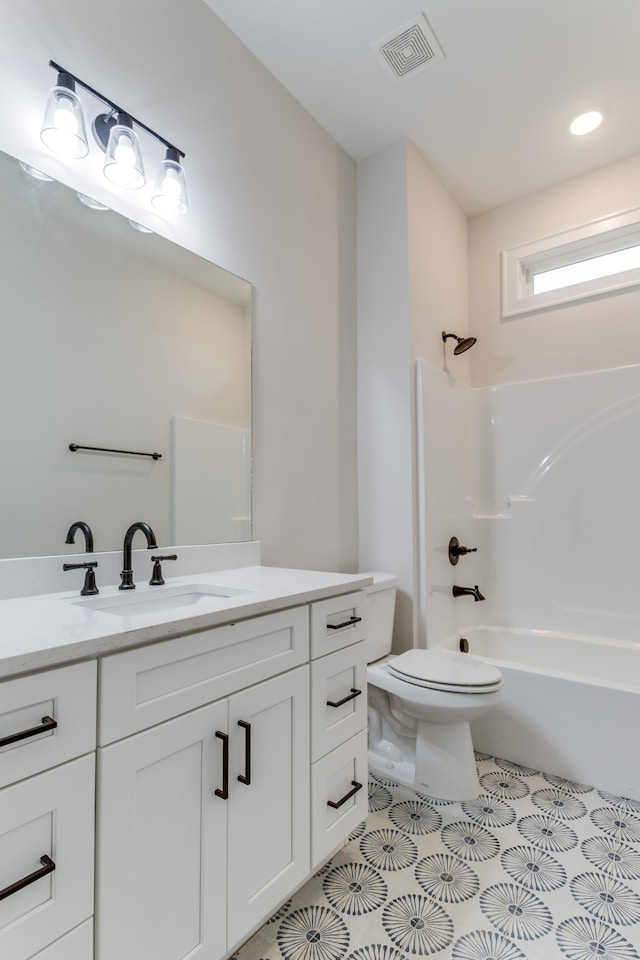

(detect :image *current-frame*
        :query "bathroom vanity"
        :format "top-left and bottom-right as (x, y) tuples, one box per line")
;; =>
(0, 559), (370, 960)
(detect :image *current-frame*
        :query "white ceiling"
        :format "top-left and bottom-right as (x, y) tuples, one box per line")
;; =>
(202, 0), (640, 215)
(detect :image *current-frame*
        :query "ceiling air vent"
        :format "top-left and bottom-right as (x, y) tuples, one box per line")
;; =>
(372, 13), (445, 83)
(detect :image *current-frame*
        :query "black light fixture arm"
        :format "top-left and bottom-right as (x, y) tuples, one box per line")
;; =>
(48, 60), (185, 159)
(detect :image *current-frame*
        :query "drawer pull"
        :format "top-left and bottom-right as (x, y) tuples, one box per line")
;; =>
(214, 731), (229, 800)
(326, 616), (362, 631)
(0, 854), (56, 901)
(237, 720), (251, 785)
(0, 715), (58, 749)
(327, 780), (363, 809)
(327, 688), (362, 708)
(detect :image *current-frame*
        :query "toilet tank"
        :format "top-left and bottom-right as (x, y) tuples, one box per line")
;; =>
(361, 572), (398, 662)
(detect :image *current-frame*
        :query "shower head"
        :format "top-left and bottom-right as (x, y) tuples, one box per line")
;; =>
(442, 331), (477, 355)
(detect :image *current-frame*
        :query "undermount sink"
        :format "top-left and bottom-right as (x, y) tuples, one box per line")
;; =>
(74, 583), (251, 617)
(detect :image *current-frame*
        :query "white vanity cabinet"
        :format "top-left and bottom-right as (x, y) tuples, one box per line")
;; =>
(95, 607), (310, 960)
(0, 662), (96, 960)
(0, 568), (372, 960)
(308, 593), (369, 868)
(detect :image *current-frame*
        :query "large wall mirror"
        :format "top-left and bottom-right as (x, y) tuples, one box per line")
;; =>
(0, 148), (251, 559)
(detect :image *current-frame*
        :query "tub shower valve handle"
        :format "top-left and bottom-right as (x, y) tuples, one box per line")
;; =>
(448, 536), (478, 565)
(63, 561), (99, 596)
(149, 554), (178, 585)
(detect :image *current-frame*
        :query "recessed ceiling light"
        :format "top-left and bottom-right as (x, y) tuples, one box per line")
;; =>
(569, 111), (603, 136)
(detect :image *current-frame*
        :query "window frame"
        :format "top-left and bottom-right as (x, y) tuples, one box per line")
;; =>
(501, 206), (640, 318)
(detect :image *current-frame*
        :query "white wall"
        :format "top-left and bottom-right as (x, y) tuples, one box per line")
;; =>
(0, 0), (358, 572)
(357, 140), (469, 651)
(357, 142), (413, 650)
(469, 153), (640, 387)
(407, 142), (470, 382)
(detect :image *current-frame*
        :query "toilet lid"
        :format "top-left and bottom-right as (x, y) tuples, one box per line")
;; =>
(388, 649), (502, 692)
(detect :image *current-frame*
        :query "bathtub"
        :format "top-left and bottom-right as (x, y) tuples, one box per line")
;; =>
(442, 626), (640, 801)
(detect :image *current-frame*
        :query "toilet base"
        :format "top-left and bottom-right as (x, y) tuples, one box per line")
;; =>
(368, 718), (480, 801)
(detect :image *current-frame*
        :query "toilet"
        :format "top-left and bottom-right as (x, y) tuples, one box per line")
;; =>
(363, 572), (502, 801)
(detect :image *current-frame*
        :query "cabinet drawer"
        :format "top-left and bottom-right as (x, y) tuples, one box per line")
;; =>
(0, 662), (96, 789)
(310, 592), (367, 659)
(31, 920), (93, 960)
(310, 730), (368, 870)
(310, 642), (367, 761)
(0, 754), (95, 960)
(99, 606), (309, 744)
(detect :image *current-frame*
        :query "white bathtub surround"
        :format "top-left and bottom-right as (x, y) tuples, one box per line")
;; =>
(235, 753), (640, 960)
(417, 362), (484, 648)
(418, 360), (640, 645)
(446, 627), (640, 803)
(418, 360), (640, 804)
(474, 364), (640, 643)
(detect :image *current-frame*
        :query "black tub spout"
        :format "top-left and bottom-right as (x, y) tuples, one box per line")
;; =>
(452, 584), (485, 602)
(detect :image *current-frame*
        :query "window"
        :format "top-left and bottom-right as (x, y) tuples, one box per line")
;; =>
(501, 207), (640, 318)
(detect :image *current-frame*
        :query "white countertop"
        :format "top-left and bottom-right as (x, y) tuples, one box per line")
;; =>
(0, 566), (372, 679)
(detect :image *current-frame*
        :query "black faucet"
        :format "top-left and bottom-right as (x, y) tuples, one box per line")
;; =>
(120, 522), (158, 590)
(64, 560), (99, 596)
(452, 584), (485, 602)
(65, 521), (94, 553)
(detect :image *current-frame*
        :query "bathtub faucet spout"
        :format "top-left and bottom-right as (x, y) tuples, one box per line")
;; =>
(452, 584), (485, 602)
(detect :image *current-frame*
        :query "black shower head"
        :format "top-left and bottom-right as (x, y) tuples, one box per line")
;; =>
(442, 331), (477, 355)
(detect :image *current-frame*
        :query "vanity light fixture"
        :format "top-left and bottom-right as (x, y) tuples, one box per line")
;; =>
(77, 193), (110, 211)
(128, 219), (154, 234)
(40, 60), (188, 215)
(40, 68), (89, 158)
(19, 161), (54, 181)
(151, 147), (188, 216)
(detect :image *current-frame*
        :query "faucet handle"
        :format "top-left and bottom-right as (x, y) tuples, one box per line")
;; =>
(448, 536), (478, 565)
(149, 554), (178, 586)
(63, 561), (99, 596)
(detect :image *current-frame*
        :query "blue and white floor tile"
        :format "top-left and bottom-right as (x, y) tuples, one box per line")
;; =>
(234, 754), (640, 959)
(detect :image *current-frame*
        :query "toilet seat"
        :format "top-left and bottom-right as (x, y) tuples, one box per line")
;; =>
(387, 649), (502, 694)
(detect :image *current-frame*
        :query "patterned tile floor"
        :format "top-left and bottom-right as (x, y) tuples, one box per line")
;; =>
(235, 754), (640, 960)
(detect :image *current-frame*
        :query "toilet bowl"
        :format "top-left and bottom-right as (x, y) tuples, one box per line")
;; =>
(362, 573), (502, 802)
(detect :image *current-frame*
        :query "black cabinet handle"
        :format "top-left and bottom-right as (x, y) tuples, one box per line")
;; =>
(237, 720), (251, 785)
(327, 780), (363, 809)
(326, 616), (362, 631)
(326, 688), (362, 709)
(0, 715), (57, 749)
(215, 731), (229, 799)
(0, 855), (55, 901)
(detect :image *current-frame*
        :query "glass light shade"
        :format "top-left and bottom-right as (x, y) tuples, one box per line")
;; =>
(103, 119), (145, 189)
(40, 84), (88, 159)
(19, 161), (54, 181)
(77, 193), (109, 211)
(128, 219), (153, 233)
(151, 150), (188, 216)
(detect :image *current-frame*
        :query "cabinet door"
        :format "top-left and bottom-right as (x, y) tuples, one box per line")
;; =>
(0, 755), (94, 960)
(95, 701), (228, 960)
(226, 666), (310, 950)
